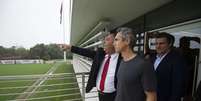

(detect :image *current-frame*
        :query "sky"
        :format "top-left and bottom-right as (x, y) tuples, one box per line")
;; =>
(0, 0), (70, 49)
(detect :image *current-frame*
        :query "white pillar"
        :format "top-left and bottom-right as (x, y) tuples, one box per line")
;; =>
(64, 51), (66, 61)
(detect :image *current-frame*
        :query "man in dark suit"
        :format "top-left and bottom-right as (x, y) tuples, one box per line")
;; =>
(150, 32), (186, 101)
(63, 32), (121, 101)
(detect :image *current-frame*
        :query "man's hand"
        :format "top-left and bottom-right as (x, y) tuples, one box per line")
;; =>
(145, 91), (157, 101)
(61, 44), (72, 51)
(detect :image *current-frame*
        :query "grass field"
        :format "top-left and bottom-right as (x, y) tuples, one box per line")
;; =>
(0, 62), (81, 101)
(0, 64), (53, 76)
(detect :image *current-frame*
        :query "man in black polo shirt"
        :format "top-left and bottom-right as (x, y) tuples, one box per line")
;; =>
(113, 27), (157, 101)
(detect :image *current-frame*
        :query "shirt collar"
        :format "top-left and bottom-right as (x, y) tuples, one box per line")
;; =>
(156, 51), (169, 59)
(105, 53), (119, 59)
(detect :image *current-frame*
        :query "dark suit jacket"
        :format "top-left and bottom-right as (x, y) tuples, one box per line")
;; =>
(151, 50), (186, 101)
(71, 46), (122, 93)
(194, 81), (201, 101)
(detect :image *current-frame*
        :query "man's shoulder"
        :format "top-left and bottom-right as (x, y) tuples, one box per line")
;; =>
(167, 49), (183, 59)
(133, 55), (153, 68)
(96, 47), (104, 51)
(96, 48), (105, 54)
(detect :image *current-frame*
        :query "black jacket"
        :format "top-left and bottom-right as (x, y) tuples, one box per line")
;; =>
(194, 81), (201, 101)
(71, 46), (122, 93)
(151, 50), (186, 101)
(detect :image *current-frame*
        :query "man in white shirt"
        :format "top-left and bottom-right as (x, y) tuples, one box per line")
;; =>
(63, 32), (122, 101)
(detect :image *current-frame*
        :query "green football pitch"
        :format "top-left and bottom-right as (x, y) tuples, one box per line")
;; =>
(0, 62), (81, 101)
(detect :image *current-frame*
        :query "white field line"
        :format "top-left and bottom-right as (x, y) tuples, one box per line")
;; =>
(15, 62), (62, 100)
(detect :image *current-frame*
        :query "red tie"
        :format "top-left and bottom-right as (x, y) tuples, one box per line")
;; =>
(100, 55), (111, 92)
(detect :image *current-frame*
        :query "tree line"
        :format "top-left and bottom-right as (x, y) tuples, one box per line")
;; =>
(0, 44), (72, 60)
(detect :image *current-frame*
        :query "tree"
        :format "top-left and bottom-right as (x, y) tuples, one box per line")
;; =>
(15, 47), (29, 59)
(47, 44), (63, 59)
(30, 44), (50, 60)
(0, 44), (65, 60)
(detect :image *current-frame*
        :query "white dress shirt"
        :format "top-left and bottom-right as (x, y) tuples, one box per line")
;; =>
(96, 53), (119, 93)
(154, 52), (168, 70)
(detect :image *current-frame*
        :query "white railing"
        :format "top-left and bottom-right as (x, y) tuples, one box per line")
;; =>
(0, 72), (98, 101)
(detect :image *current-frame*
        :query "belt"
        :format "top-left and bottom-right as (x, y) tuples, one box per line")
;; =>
(98, 91), (116, 95)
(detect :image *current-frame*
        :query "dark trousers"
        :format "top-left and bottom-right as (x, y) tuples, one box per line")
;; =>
(98, 91), (116, 101)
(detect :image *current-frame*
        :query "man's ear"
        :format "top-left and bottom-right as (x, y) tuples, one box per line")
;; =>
(168, 43), (172, 48)
(126, 39), (130, 46)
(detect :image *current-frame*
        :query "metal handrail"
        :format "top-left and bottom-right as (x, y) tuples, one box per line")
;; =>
(0, 72), (82, 79)
(0, 75), (89, 83)
(0, 72), (98, 101)
(9, 93), (81, 101)
(0, 88), (80, 96)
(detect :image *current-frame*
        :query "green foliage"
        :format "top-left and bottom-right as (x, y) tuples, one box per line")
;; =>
(0, 46), (29, 59)
(30, 44), (49, 60)
(66, 52), (73, 59)
(46, 44), (63, 59)
(0, 44), (65, 60)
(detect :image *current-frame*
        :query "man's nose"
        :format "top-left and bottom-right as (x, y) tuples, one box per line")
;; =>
(113, 41), (115, 44)
(155, 44), (160, 48)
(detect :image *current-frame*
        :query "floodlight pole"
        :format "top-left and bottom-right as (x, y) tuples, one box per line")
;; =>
(62, 0), (67, 62)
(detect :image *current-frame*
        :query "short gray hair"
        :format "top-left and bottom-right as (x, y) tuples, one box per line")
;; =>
(116, 27), (136, 49)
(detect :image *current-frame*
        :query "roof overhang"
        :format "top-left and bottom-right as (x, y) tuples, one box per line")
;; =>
(70, 0), (173, 45)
